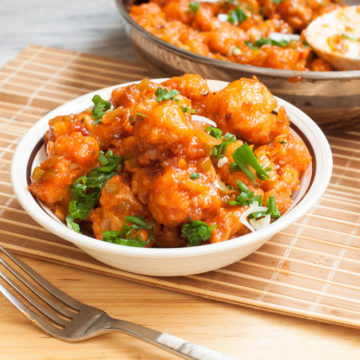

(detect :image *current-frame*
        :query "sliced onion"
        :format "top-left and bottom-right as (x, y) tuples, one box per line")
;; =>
(268, 32), (300, 42)
(191, 114), (217, 127)
(214, 178), (232, 194)
(249, 214), (271, 231)
(217, 156), (228, 168)
(217, 13), (229, 22)
(240, 205), (268, 232)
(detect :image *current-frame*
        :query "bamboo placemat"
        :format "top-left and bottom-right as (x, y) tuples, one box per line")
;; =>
(1, 44), (360, 329)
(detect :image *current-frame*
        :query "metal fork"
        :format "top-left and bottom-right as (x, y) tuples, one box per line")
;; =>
(0, 246), (235, 360)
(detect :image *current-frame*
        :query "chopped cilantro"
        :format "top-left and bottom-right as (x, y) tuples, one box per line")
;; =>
(231, 143), (270, 182)
(190, 172), (201, 179)
(66, 215), (80, 233)
(155, 87), (180, 102)
(66, 151), (122, 232)
(181, 220), (216, 246)
(278, 140), (287, 144)
(181, 106), (196, 114)
(188, 1), (200, 14)
(92, 95), (111, 124)
(228, 8), (248, 25)
(272, 0), (285, 4)
(102, 216), (154, 247)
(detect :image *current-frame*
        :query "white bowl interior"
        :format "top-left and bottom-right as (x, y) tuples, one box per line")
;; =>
(11, 79), (333, 276)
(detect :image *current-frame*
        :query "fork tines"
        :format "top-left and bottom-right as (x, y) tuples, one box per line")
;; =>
(0, 246), (79, 335)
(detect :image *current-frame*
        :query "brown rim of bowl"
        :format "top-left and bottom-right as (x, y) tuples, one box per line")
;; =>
(115, 0), (360, 80)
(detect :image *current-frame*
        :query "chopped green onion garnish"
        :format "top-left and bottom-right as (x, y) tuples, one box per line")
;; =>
(136, 112), (147, 118)
(181, 106), (196, 114)
(205, 126), (223, 140)
(190, 172), (201, 179)
(213, 132), (236, 160)
(232, 143), (270, 182)
(246, 37), (291, 50)
(342, 33), (359, 42)
(236, 180), (249, 193)
(266, 195), (281, 219)
(228, 180), (263, 207)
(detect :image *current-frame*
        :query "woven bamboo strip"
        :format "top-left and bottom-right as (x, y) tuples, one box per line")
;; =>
(315, 204), (360, 217)
(20, 45), (148, 71)
(327, 182), (360, 194)
(206, 270), (360, 307)
(265, 240), (360, 266)
(0, 229), (83, 253)
(327, 135), (360, 145)
(325, 187), (360, 200)
(237, 259), (356, 290)
(291, 222), (360, 240)
(330, 144), (360, 153)
(322, 194), (360, 207)
(0, 72), (94, 95)
(4, 64), (146, 90)
(279, 231), (360, 250)
(0, 192), (15, 199)
(12, 52), (148, 78)
(253, 250), (360, 277)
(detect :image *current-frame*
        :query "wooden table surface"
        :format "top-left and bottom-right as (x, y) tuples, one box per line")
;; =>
(1, 255), (360, 360)
(1, 1), (360, 359)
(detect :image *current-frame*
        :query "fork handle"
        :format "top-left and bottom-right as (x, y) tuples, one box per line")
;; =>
(155, 332), (236, 360)
(108, 319), (236, 360)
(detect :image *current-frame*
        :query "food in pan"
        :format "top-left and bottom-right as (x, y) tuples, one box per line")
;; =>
(130, 0), (342, 71)
(28, 74), (311, 248)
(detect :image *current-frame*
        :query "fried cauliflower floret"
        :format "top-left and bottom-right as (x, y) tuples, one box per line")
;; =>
(267, 133), (312, 177)
(161, 74), (211, 113)
(89, 175), (149, 241)
(253, 132), (312, 213)
(131, 167), (158, 205)
(209, 207), (249, 243)
(134, 100), (206, 163)
(148, 166), (222, 226)
(205, 77), (289, 144)
(29, 132), (99, 210)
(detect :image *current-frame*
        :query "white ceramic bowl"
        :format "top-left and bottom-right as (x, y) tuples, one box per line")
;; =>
(11, 79), (332, 276)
